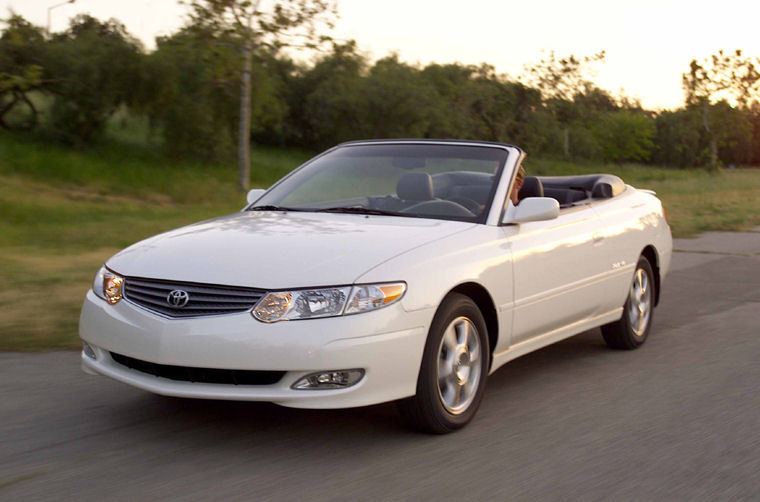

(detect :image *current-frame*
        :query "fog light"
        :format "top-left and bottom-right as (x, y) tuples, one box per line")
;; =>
(291, 369), (365, 390)
(82, 341), (97, 360)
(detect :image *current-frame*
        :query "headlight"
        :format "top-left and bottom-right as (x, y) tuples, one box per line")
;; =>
(253, 287), (351, 322)
(92, 266), (124, 305)
(252, 282), (406, 323)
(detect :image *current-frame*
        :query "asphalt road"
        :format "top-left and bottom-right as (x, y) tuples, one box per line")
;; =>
(3, 230), (760, 501)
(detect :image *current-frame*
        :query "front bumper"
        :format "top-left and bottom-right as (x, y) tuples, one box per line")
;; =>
(79, 290), (432, 408)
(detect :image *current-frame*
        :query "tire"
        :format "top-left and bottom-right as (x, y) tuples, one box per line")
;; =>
(601, 256), (656, 350)
(397, 293), (490, 433)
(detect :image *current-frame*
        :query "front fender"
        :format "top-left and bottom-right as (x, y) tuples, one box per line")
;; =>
(355, 225), (514, 354)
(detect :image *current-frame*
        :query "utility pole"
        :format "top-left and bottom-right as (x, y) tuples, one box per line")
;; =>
(47, 0), (76, 33)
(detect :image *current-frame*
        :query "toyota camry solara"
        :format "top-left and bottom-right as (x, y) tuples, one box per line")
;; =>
(80, 140), (672, 433)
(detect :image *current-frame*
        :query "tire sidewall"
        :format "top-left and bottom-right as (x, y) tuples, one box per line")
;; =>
(417, 293), (490, 432)
(622, 257), (655, 346)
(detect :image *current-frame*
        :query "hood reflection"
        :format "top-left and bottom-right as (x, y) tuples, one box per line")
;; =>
(107, 211), (474, 289)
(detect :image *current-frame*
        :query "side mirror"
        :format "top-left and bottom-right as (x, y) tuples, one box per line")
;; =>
(504, 197), (559, 224)
(246, 188), (265, 205)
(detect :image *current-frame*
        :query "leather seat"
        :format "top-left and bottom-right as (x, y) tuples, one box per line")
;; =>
(397, 172), (434, 201)
(518, 176), (544, 201)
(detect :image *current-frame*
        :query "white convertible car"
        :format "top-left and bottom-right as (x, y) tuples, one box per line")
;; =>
(80, 140), (672, 433)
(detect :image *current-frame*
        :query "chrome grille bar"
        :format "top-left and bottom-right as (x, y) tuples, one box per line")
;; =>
(123, 277), (265, 318)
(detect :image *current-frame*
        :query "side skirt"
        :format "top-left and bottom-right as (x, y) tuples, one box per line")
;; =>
(489, 308), (623, 374)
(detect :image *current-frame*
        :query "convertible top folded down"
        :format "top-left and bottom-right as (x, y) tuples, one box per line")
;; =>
(428, 171), (627, 210)
(519, 174), (625, 207)
(538, 174), (625, 199)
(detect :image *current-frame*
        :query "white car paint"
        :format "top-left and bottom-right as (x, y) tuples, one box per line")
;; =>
(106, 212), (476, 289)
(79, 140), (672, 410)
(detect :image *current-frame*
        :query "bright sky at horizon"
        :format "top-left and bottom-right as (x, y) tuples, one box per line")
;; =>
(5, 0), (760, 110)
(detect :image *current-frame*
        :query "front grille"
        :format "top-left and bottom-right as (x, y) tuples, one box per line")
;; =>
(110, 352), (285, 385)
(123, 277), (265, 318)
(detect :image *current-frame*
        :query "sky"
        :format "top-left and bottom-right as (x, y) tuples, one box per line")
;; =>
(4, 0), (760, 110)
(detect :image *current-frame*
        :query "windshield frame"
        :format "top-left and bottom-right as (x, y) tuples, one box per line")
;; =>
(246, 140), (523, 225)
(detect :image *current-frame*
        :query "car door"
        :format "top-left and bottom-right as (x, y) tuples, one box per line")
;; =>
(503, 205), (608, 346)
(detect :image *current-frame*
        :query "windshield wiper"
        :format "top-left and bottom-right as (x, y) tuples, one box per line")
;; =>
(315, 207), (402, 216)
(249, 205), (402, 216)
(247, 205), (306, 212)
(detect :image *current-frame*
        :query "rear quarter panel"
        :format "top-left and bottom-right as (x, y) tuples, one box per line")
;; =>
(591, 187), (673, 312)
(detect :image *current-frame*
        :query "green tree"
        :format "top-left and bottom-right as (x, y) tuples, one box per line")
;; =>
(467, 65), (532, 143)
(45, 15), (144, 144)
(143, 27), (240, 160)
(248, 52), (292, 145)
(652, 108), (702, 167)
(682, 49), (760, 171)
(292, 40), (367, 149)
(360, 55), (435, 139)
(422, 63), (544, 150)
(710, 101), (754, 166)
(592, 110), (655, 163)
(184, 0), (337, 190)
(421, 63), (481, 139)
(0, 14), (46, 130)
(747, 102), (760, 165)
(524, 50), (606, 157)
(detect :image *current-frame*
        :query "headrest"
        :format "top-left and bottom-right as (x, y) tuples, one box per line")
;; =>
(592, 182), (614, 198)
(518, 176), (544, 200)
(397, 172), (434, 201)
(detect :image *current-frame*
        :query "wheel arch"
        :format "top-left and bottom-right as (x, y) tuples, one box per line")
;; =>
(641, 245), (661, 306)
(447, 282), (498, 367)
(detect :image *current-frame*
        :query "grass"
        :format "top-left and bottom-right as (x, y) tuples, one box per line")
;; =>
(0, 131), (309, 205)
(1, 130), (760, 351)
(0, 130), (311, 350)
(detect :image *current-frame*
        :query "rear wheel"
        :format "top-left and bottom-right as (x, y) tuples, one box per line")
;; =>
(601, 256), (655, 350)
(397, 293), (489, 433)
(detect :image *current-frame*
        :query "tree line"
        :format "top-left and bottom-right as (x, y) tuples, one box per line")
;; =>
(3, 6), (760, 185)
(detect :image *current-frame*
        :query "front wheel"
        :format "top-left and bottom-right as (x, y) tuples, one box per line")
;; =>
(397, 293), (489, 433)
(601, 256), (655, 350)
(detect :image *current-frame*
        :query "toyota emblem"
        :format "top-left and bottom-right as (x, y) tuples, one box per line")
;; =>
(167, 290), (190, 308)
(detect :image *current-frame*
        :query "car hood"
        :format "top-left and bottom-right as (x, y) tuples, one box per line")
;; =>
(106, 211), (475, 289)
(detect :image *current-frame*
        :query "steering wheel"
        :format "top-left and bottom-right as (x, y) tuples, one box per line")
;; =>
(447, 196), (481, 214)
(402, 200), (475, 217)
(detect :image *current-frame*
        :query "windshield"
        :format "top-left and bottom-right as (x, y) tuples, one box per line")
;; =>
(251, 143), (509, 223)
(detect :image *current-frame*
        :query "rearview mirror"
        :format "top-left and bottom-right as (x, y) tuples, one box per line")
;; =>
(504, 197), (559, 224)
(246, 188), (265, 205)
